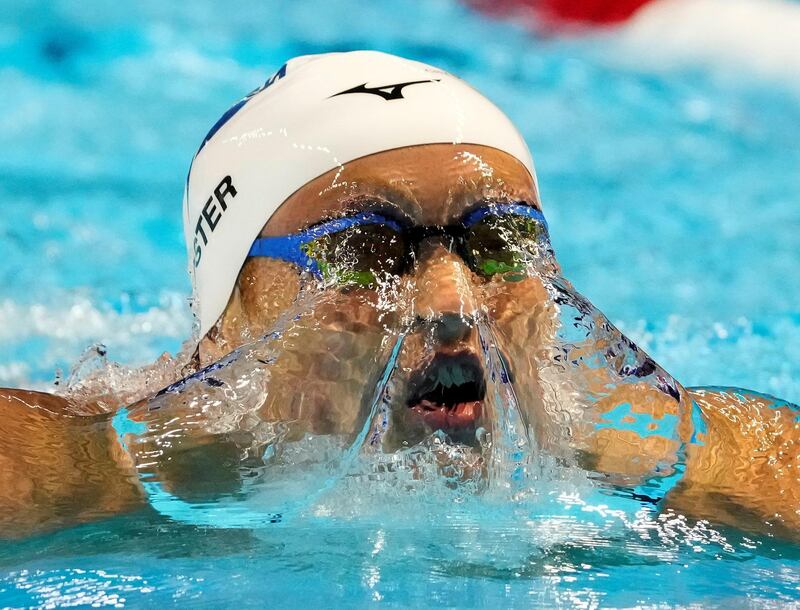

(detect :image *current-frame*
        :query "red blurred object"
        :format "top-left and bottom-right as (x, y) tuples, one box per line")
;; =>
(541, 0), (653, 23)
(471, 0), (655, 25)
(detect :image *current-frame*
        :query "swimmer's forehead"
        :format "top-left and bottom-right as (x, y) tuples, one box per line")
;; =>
(262, 144), (539, 236)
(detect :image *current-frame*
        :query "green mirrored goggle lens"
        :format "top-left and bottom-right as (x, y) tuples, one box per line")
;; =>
(464, 214), (544, 279)
(301, 224), (407, 287)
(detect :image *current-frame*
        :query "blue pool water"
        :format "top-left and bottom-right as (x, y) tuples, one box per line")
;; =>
(1, 0), (799, 607)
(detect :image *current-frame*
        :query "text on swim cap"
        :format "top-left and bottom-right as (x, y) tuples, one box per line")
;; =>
(193, 175), (237, 268)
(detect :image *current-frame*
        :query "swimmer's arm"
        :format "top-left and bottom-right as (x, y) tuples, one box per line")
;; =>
(0, 389), (143, 538)
(664, 387), (800, 538)
(577, 383), (800, 537)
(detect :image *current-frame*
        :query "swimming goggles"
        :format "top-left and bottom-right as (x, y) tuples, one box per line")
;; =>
(247, 202), (549, 287)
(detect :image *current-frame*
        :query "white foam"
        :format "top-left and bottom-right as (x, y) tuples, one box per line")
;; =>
(0, 294), (190, 344)
(616, 0), (800, 86)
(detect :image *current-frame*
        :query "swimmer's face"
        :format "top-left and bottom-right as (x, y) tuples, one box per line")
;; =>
(201, 144), (558, 441)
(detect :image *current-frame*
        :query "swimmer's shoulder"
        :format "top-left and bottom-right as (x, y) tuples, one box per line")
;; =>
(0, 388), (107, 418)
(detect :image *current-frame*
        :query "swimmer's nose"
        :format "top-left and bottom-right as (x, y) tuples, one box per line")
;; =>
(412, 240), (478, 344)
(433, 312), (473, 344)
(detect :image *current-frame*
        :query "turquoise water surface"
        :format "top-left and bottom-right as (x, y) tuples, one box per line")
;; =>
(1, 0), (799, 607)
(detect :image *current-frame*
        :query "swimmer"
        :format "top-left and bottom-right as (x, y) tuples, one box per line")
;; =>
(1, 51), (798, 538)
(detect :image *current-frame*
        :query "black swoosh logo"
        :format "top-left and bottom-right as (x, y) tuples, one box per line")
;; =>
(330, 79), (440, 101)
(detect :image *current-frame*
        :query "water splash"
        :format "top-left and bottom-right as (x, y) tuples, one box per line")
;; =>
(111, 288), (410, 528)
(475, 314), (538, 501)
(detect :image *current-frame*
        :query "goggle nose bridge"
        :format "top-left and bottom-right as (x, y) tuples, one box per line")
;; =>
(401, 223), (472, 269)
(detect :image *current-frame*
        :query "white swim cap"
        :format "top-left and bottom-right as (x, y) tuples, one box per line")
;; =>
(185, 50), (536, 338)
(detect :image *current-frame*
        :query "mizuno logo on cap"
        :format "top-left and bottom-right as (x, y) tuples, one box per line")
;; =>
(330, 79), (440, 101)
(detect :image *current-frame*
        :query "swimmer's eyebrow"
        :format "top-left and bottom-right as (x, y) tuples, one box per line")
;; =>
(300, 195), (542, 230)
(308, 194), (417, 228)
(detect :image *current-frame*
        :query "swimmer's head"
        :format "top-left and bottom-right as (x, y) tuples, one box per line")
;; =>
(201, 143), (551, 442)
(183, 52), (687, 460)
(184, 50), (537, 339)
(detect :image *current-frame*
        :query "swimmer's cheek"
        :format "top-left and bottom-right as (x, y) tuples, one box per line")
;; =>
(256, 391), (365, 438)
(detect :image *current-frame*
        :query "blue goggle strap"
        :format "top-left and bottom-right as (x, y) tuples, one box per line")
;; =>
(247, 211), (403, 274)
(462, 202), (548, 232)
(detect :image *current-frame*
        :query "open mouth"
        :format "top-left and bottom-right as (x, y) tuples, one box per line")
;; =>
(406, 352), (486, 433)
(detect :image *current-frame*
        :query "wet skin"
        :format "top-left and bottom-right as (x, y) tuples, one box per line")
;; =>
(1, 144), (799, 538)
